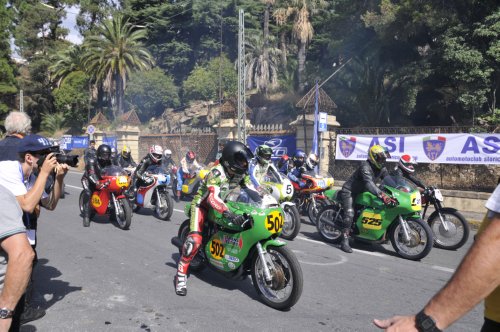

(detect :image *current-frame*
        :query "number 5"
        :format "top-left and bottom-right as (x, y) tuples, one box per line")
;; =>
(286, 185), (292, 195)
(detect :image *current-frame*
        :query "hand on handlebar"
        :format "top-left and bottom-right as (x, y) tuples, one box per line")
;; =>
(223, 210), (246, 227)
(378, 192), (397, 207)
(97, 181), (110, 190)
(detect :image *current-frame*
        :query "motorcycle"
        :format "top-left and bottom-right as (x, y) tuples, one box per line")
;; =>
(172, 163), (209, 199)
(132, 167), (174, 221)
(79, 165), (132, 230)
(421, 186), (470, 250)
(171, 187), (303, 310)
(261, 171), (301, 240)
(316, 174), (434, 260)
(291, 169), (334, 225)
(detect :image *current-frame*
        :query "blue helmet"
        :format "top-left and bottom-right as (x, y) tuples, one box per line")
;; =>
(293, 149), (306, 167)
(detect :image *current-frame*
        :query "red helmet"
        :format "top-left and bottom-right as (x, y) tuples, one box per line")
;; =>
(399, 154), (417, 173)
(186, 151), (196, 163)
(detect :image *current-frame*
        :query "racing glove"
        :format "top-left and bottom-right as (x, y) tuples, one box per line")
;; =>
(144, 177), (154, 185)
(299, 181), (307, 189)
(96, 181), (108, 190)
(223, 210), (246, 226)
(378, 192), (396, 207)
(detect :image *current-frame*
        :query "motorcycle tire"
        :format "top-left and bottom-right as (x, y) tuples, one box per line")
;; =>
(251, 245), (303, 311)
(280, 205), (301, 240)
(428, 208), (470, 250)
(155, 191), (174, 221)
(115, 197), (132, 230)
(307, 198), (328, 225)
(389, 218), (433, 261)
(316, 205), (343, 244)
(177, 219), (205, 272)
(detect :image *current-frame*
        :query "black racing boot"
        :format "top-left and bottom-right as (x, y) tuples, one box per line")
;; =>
(340, 230), (353, 253)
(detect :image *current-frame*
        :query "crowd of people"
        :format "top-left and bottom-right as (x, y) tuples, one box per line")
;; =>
(0, 109), (499, 331)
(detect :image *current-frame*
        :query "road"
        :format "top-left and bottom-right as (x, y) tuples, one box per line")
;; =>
(22, 171), (483, 331)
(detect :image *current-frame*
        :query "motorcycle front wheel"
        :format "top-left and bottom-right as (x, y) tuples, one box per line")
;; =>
(428, 209), (470, 250)
(177, 219), (205, 272)
(389, 218), (433, 260)
(251, 245), (303, 311)
(316, 205), (343, 244)
(307, 198), (328, 225)
(155, 191), (174, 221)
(115, 197), (132, 230)
(280, 205), (301, 240)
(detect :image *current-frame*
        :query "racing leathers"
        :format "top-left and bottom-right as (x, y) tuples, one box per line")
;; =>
(134, 155), (158, 189)
(248, 158), (280, 191)
(177, 164), (250, 277)
(176, 157), (201, 193)
(118, 154), (137, 169)
(287, 166), (311, 188)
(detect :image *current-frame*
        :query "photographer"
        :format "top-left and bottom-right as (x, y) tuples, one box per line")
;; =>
(0, 134), (68, 327)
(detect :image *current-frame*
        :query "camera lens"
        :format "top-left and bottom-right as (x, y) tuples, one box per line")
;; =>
(55, 154), (79, 167)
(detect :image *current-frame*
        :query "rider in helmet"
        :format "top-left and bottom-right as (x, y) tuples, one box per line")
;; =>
(249, 145), (280, 192)
(338, 145), (394, 253)
(82, 144), (113, 226)
(118, 145), (137, 168)
(110, 147), (119, 166)
(175, 141), (253, 296)
(133, 145), (164, 193)
(161, 149), (175, 171)
(392, 154), (426, 191)
(287, 151), (318, 188)
(276, 154), (292, 174)
(175, 150), (201, 201)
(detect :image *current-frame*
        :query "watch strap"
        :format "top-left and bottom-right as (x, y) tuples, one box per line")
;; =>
(0, 308), (14, 319)
(415, 310), (442, 332)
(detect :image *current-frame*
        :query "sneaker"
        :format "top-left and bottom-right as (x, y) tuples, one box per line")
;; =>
(20, 306), (46, 325)
(175, 274), (187, 296)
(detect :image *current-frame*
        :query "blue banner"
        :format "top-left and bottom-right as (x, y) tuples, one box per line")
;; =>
(247, 135), (296, 160)
(71, 136), (89, 149)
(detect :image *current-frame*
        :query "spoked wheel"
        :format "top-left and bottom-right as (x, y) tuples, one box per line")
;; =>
(307, 198), (328, 225)
(390, 218), (433, 260)
(251, 245), (303, 310)
(316, 205), (343, 244)
(155, 191), (174, 221)
(280, 205), (301, 240)
(115, 197), (132, 230)
(428, 209), (470, 250)
(177, 219), (205, 272)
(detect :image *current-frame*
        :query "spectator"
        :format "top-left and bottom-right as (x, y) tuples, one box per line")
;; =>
(0, 134), (67, 327)
(0, 111), (32, 162)
(0, 185), (35, 332)
(373, 182), (500, 331)
(83, 140), (96, 164)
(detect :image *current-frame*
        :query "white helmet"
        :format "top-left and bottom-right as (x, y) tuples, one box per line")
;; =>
(164, 149), (172, 159)
(306, 153), (318, 170)
(149, 145), (163, 163)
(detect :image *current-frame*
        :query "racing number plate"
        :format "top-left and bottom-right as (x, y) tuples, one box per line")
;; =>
(210, 238), (225, 260)
(317, 180), (326, 188)
(116, 176), (128, 187)
(361, 211), (382, 230)
(91, 194), (102, 208)
(410, 192), (422, 211)
(266, 211), (284, 234)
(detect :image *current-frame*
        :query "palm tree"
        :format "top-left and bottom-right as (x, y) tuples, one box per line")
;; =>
(245, 31), (281, 93)
(83, 14), (154, 120)
(274, 0), (329, 92)
(49, 45), (86, 86)
(40, 111), (67, 136)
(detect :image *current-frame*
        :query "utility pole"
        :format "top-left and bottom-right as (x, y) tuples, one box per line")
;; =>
(20, 89), (24, 112)
(237, 9), (246, 143)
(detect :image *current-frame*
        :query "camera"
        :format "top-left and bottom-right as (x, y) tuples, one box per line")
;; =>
(37, 147), (79, 168)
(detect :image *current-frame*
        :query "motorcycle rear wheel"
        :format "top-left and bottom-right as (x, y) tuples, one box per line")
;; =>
(316, 205), (343, 244)
(428, 209), (470, 250)
(115, 197), (132, 230)
(251, 245), (303, 311)
(155, 191), (174, 221)
(389, 218), (433, 260)
(177, 219), (205, 272)
(280, 205), (301, 240)
(307, 198), (328, 225)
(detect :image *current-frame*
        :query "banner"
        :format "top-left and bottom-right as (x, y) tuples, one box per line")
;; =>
(70, 136), (89, 149)
(336, 133), (500, 165)
(247, 135), (296, 160)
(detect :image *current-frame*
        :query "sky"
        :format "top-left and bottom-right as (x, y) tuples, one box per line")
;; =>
(62, 5), (83, 44)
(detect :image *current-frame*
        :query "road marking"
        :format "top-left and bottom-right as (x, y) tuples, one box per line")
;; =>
(69, 170), (83, 175)
(66, 184), (81, 190)
(293, 249), (348, 266)
(432, 265), (455, 273)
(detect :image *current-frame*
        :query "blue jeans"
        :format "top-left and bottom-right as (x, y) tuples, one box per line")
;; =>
(176, 168), (184, 191)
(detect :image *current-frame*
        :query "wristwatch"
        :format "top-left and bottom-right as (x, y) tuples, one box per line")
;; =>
(0, 308), (14, 319)
(415, 310), (442, 332)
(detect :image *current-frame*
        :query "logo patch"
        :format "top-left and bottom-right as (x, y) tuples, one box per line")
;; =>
(423, 136), (446, 161)
(339, 136), (356, 158)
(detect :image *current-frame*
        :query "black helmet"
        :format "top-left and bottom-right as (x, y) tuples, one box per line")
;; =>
(256, 144), (273, 165)
(220, 141), (254, 175)
(97, 144), (111, 165)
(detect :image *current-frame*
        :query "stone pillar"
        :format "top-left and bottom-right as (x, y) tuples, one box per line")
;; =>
(115, 126), (141, 161)
(214, 119), (252, 143)
(289, 114), (340, 173)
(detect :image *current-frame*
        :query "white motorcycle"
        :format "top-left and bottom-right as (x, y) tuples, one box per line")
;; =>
(133, 168), (174, 221)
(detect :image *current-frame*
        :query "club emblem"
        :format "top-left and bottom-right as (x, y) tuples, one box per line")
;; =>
(423, 136), (446, 161)
(339, 136), (356, 158)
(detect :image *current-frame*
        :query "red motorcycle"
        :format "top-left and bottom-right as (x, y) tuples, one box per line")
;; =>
(79, 165), (132, 230)
(291, 170), (335, 225)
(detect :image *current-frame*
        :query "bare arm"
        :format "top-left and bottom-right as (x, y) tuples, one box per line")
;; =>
(41, 163), (68, 210)
(0, 234), (34, 331)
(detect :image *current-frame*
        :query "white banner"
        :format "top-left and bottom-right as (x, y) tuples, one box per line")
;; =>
(335, 133), (500, 165)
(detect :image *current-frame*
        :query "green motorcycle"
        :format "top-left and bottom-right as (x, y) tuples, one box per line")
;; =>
(317, 175), (434, 260)
(171, 187), (303, 310)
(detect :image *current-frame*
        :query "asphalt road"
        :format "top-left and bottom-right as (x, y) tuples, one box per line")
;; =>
(22, 171), (483, 331)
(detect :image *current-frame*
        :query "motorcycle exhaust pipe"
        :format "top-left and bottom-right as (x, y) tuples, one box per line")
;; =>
(171, 236), (183, 249)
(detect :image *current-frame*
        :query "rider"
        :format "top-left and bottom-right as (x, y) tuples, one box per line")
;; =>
(175, 141), (254, 296)
(392, 154), (426, 191)
(276, 154), (293, 174)
(133, 145), (163, 192)
(110, 147), (119, 166)
(249, 144), (280, 192)
(82, 144), (113, 226)
(175, 150), (201, 202)
(118, 145), (137, 168)
(338, 145), (394, 253)
(161, 149), (175, 172)
(287, 151), (318, 188)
